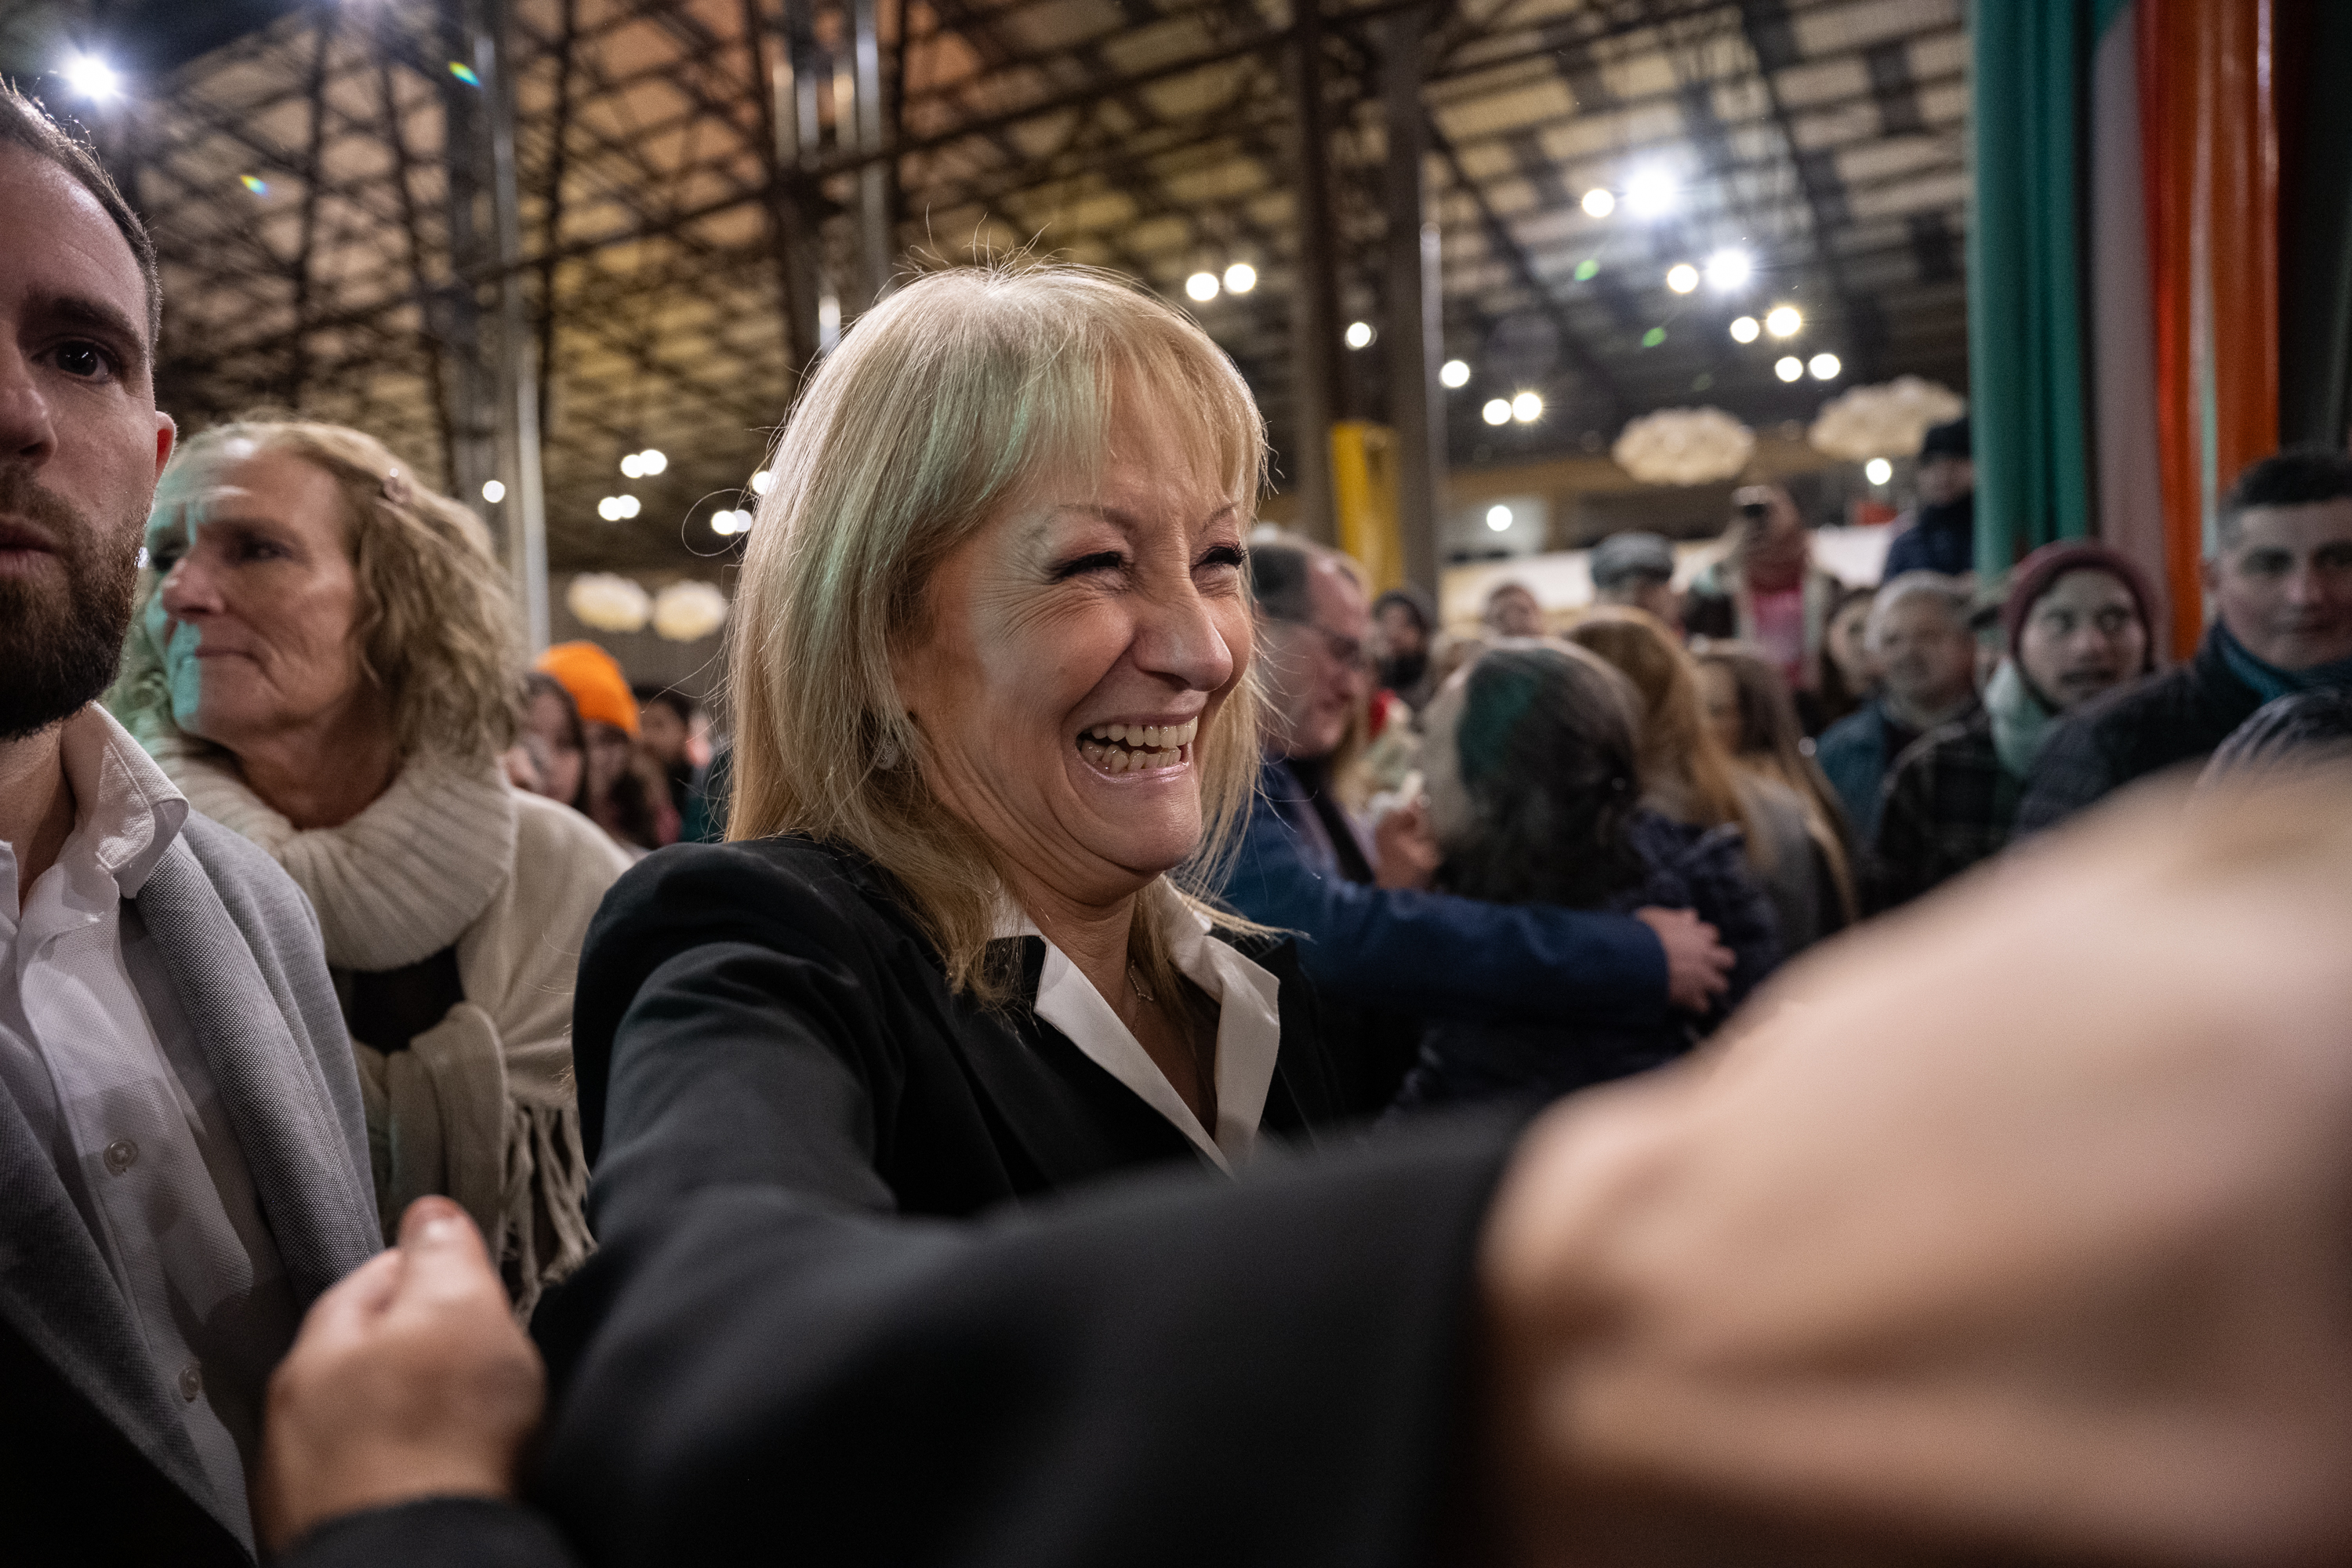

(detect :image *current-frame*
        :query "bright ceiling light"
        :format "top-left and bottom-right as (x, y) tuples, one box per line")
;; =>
(1345, 320), (1375, 350)
(1809, 352), (1842, 380)
(1864, 457), (1893, 485)
(1765, 304), (1803, 338)
(1623, 169), (1675, 218)
(481, 479), (506, 503)
(750, 470), (774, 495)
(1705, 249), (1752, 291)
(1222, 262), (1257, 294)
(637, 448), (667, 475)
(1512, 390), (1544, 423)
(1581, 187), (1615, 218)
(1185, 271), (1219, 303)
(1486, 504), (1513, 532)
(597, 494), (641, 521)
(712, 509), (752, 536)
(1665, 263), (1699, 295)
(1439, 358), (1471, 389)
(1774, 356), (1803, 383)
(62, 53), (121, 102)
(1730, 315), (1761, 343)
(1482, 398), (1512, 426)
(619, 453), (644, 478)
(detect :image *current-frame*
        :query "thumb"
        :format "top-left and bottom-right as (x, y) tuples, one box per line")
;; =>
(393, 1196), (501, 1308)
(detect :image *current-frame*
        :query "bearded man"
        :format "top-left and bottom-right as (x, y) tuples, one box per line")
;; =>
(0, 86), (378, 1565)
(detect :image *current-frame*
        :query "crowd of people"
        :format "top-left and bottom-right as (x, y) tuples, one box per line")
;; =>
(5, 81), (2352, 1567)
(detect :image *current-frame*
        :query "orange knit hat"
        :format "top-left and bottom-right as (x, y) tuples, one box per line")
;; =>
(535, 641), (640, 738)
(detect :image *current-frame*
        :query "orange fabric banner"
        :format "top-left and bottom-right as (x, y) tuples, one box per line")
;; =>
(2138, 0), (2279, 659)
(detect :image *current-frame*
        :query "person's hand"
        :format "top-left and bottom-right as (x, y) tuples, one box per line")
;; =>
(256, 1196), (545, 1554)
(1374, 795), (1442, 891)
(1633, 906), (1731, 1012)
(1481, 773), (2352, 1563)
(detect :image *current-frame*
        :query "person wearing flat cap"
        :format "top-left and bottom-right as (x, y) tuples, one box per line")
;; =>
(1589, 531), (1683, 633)
(1866, 541), (2154, 910)
(1882, 416), (1975, 579)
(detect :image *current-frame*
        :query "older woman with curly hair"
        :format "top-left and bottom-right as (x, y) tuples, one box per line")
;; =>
(112, 421), (630, 1310)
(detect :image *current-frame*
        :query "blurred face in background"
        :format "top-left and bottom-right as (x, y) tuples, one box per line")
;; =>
(524, 686), (585, 804)
(1730, 484), (1809, 583)
(1483, 583), (1544, 639)
(1871, 595), (1977, 719)
(583, 720), (635, 803)
(1604, 574), (1682, 633)
(2017, 570), (2149, 713)
(2209, 500), (2352, 670)
(1827, 594), (1880, 693)
(639, 699), (689, 769)
(146, 448), (384, 754)
(1916, 453), (1974, 508)
(1694, 660), (1746, 758)
(1260, 557), (1371, 764)
(1375, 600), (1428, 664)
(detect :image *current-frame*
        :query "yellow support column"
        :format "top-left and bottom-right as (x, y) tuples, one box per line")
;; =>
(1330, 420), (1404, 593)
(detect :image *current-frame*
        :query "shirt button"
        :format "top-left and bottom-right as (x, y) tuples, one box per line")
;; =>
(103, 1139), (139, 1175)
(178, 1363), (202, 1402)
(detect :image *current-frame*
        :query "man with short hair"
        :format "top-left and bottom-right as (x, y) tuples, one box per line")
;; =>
(1589, 531), (1682, 631)
(1867, 543), (2155, 910)
(1880, 416), (1975, 579)
(1221, 539), (1733, 1109)
(0, 86), (378, 1563)
(2017, 448), (2352, 829)
(1813, 572), (1980, 843)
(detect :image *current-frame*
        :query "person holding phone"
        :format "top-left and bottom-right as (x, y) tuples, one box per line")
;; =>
(1684, 483), (1851, 732)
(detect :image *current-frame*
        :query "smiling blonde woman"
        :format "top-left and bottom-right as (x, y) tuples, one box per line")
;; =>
(568, 262), (1358, 1222)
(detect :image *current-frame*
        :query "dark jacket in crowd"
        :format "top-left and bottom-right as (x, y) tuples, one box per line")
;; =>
(2014, 626), (2267, 833)
(288, 834), (1524, 1567)
(1814, 695), (1943, 845)
(1392, 811), (1780, 1110)
(1221, 756), (1669, 1062)
(1880, 492), (1976, 579)
(1866, 708), (2018, 913)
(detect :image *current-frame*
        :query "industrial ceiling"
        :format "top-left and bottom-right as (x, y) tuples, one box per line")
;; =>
(9, 0), (1967, 571)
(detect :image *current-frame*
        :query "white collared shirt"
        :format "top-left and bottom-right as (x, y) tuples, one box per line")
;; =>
(996, 880), (1283, 1174)
(0, 706), (293, 1547)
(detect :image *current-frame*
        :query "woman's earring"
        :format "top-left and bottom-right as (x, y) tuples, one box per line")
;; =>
(873, 728), (903, 770)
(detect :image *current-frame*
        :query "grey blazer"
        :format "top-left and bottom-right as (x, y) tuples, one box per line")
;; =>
(0, 812), (378, 1561)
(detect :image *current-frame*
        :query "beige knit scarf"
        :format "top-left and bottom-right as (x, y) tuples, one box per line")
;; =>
(155, 745), (590, 1313)
(158, 743), (515, 969)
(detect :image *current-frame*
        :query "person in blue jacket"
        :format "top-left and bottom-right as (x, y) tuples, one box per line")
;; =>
(1221, 541), (1734, 1109)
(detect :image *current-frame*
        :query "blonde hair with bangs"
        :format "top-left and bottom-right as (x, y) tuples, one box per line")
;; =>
(728, 262), (1267, 1000)
(112, 420), (522, 766)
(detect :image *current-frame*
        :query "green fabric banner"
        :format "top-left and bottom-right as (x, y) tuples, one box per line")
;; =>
(1967, 0), (2097, 575)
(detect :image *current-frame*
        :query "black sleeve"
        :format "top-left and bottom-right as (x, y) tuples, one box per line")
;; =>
(278, 1498), (578, 1568)
(568, 843), (917, 1236)
(1864, 754), (1935, 914)
(2013, 711), (2118, 835)
(528, 1116), (1515, 1568)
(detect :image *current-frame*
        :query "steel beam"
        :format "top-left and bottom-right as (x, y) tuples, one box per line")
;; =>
(1287, 0), (1341, 543)
(1381, 3), (1443, 590)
